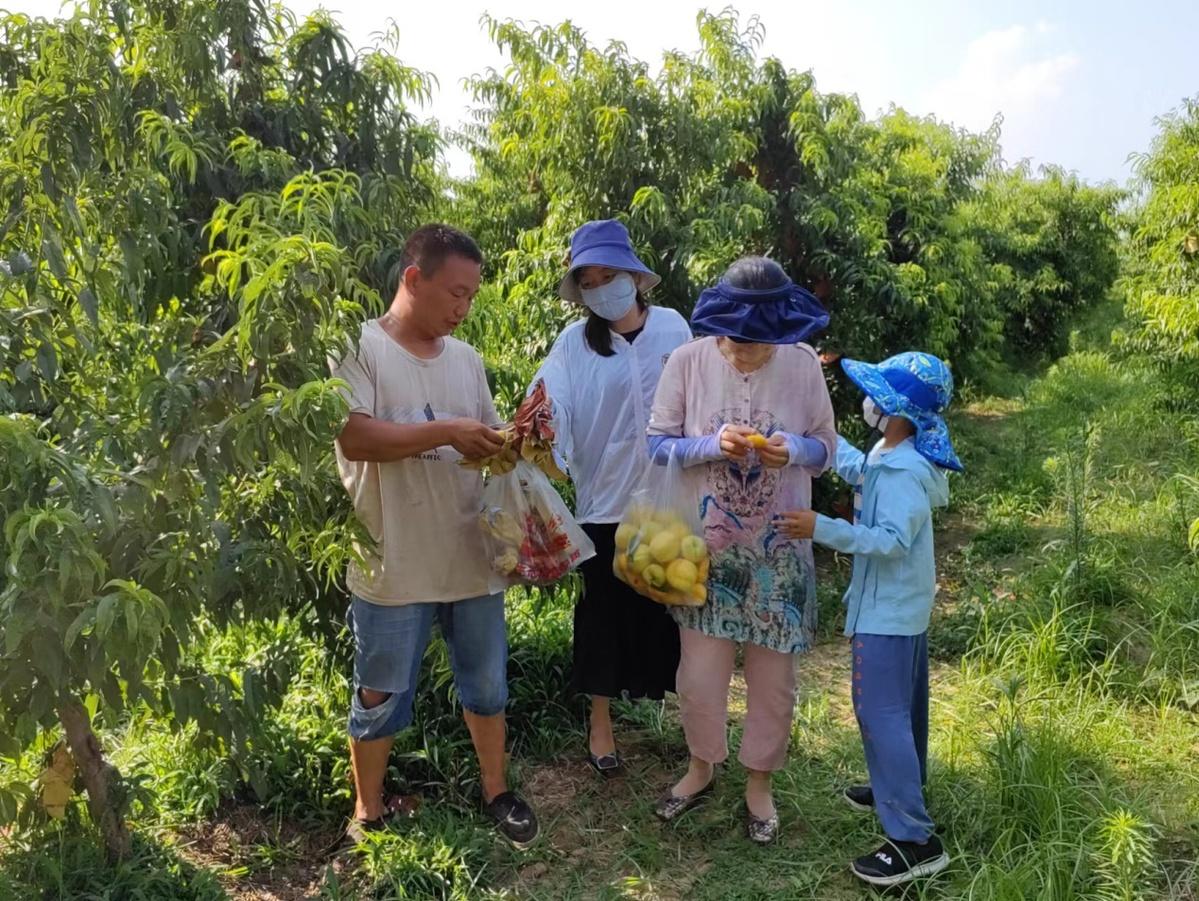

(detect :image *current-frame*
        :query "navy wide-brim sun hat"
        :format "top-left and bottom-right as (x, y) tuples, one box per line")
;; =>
(690, 278), (830, 346)
(558, 219), (661, 304)
(841, 351), (963, 472)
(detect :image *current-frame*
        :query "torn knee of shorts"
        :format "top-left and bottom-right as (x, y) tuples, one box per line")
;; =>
(348, 687), (408, 742)
(356, 686), (392, 710)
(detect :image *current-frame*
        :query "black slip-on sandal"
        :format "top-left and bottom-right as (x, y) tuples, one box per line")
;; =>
(483, 790), (540, 848)
(588, 750), (623, 778)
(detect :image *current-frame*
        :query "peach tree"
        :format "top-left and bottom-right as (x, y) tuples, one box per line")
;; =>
(0, 0), (439, 857)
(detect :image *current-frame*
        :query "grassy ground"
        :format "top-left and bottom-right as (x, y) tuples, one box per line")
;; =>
(3, 336), (1198, 900)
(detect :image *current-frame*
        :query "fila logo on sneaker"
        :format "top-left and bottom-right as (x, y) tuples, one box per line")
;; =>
(875, 852), (893, 866)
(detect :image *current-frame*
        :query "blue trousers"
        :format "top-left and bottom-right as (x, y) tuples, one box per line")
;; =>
(852, 632), (935, 842)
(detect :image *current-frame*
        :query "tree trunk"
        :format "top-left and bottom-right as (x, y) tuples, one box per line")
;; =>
(57, 696), (131, 860)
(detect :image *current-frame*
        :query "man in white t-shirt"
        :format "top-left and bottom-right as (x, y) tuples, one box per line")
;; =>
(330, 224), (538, 847)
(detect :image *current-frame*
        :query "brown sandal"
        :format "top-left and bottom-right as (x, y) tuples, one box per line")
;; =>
(383, 793), (421, 818)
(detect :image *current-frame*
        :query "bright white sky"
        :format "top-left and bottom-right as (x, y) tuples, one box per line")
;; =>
(11, 0), (1199, 184)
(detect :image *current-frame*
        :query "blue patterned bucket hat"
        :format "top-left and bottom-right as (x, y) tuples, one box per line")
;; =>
(558, 219), (661, 303)
(841, 351), (963, 472)
(690, 277), (829, 345)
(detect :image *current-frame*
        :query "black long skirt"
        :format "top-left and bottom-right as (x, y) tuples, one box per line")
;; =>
(573, 523), (681, 700)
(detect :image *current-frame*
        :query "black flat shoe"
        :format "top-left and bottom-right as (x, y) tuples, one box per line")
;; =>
(588, 751), (623, 778)
(655, 778), (715, 822)
(843, 784), (874, 812)
(483, 791), (540, 849)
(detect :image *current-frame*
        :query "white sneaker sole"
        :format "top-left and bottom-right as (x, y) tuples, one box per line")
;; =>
(852, 852), (950, 886)
(842, 792), (873, 813)
(500, 828), (540, 851)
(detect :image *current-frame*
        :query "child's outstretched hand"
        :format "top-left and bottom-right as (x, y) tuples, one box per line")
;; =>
(775, 510), (817, 539)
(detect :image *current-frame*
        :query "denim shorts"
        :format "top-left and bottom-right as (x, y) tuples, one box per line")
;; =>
(346, 593), (507, 741)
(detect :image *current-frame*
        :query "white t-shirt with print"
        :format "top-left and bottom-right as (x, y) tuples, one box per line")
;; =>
(331, 320), (503, 605)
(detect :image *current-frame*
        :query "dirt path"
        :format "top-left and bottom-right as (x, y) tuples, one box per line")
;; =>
(172, 807), (348, 900)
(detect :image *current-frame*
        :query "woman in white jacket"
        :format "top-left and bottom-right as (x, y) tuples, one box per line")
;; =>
(532, 219), (691, 775)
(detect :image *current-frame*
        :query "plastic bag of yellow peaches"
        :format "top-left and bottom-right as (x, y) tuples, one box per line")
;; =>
(612, 453), (709, 606)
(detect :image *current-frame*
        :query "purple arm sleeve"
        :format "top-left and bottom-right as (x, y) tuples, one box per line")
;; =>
(647, 432), (725, 467)
(781, 431), (829, 468)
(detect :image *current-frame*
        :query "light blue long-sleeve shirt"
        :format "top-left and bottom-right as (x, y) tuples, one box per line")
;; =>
(812, 436), (950, 636)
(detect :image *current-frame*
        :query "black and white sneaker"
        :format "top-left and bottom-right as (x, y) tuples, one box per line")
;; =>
(842, 784), (874, 812)
(851, 835), (950, 886)
(483, 791), (539, 849)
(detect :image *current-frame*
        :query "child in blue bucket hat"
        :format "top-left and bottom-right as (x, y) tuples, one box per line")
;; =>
(777, 351), (960, 886)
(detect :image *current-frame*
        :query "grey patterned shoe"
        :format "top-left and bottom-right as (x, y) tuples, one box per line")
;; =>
(654, 778), (715, 821)
(747, 809), (780, 844)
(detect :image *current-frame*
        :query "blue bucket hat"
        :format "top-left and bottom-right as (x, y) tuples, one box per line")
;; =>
(558, 219), (661, 304)
(841, 351), (962, 472)
(690, 276), (829, 345)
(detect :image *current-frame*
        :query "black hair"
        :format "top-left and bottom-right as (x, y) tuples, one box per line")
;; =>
(385, 224), (483, 298)
(723, 255), (789, 291)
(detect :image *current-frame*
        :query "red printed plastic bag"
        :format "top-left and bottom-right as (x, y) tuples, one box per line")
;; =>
(612, 449), (709, 606)
(479, 461), (594, 586)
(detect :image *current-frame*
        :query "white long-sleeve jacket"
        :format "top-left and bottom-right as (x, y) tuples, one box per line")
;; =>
(531, 306), (692, 523)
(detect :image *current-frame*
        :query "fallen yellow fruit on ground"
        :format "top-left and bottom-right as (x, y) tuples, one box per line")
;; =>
(39, 743), (75, 820)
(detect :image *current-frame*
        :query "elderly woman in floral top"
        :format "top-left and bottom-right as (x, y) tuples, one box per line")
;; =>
(645, 256), (836, 844)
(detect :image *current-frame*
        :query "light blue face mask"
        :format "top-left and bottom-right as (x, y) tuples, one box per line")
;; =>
(580, 272), (637, 321)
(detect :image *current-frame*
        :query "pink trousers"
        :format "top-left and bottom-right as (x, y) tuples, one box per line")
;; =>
(676, 627), (798, 772)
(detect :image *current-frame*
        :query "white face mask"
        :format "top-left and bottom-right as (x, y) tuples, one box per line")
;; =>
(580, 272), (638, 321)
(862, 396), (890, 431)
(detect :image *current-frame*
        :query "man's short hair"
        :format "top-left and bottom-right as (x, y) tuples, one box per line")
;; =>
(386, 224), (483, 298)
